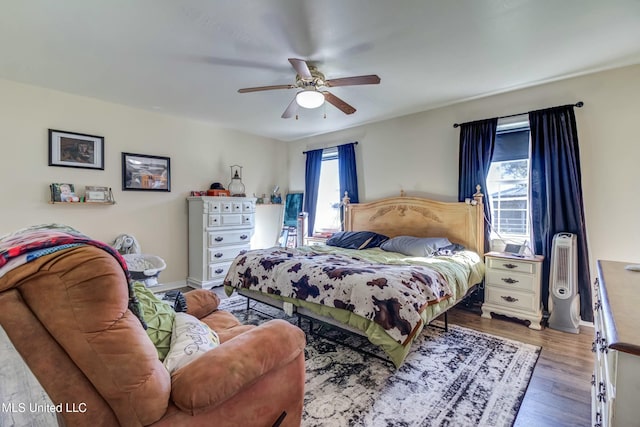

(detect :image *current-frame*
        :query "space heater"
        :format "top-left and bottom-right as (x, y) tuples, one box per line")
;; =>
(548, 233), (580, 333)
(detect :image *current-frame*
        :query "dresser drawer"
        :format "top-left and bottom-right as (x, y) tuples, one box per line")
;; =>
(219, 214), (243, 226)
(242, 201), (255, 212)
(486, 269), (536, 292)
(487, 257), (536, 274)
(208, 244), (249, 263)
(208, 229), (252, 247)
(208, 261), (233, 280)
(485, 287), (537, 312)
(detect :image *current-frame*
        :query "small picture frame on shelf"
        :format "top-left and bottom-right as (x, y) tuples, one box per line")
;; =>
(50, 183), (79, 202)
(85, 186), (113, 203)
(48, 129), (105, 170)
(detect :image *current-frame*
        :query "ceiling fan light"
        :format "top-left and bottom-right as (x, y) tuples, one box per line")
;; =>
(296, 90), (324, 109)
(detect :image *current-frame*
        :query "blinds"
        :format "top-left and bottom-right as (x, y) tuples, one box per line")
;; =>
(492, 128), (530, 162)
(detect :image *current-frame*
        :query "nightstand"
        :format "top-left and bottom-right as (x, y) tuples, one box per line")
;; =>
(304, 236), (328, 246)
(481, 251), (544, 330)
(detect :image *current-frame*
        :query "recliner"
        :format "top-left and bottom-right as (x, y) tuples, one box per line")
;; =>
(0, 245), (306, 427)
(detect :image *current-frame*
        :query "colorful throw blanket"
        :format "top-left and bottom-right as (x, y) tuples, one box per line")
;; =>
(224, 247), (453, 345)
(0, 224), (145, 328)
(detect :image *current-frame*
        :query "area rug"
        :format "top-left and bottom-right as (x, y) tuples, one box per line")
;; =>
(219, 295), (540, 427)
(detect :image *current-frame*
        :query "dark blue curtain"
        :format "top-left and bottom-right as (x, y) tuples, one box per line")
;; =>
(458, 118), (497, 253)
(303, 149), (323, 236)
(338, 142), (359, 204)
(529, 105), (592, 321)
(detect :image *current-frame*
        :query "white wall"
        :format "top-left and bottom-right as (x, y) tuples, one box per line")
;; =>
(288, 64), (640, 278)
(0, 79), (289, 283)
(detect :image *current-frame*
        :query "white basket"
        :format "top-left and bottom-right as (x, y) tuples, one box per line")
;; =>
(122, 254), (167, 280)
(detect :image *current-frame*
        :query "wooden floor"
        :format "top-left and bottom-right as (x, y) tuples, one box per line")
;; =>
(0, 294), (593, 427)
(448, 306), (594, 427)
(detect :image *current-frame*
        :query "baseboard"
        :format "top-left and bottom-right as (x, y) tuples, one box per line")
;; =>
(579, 320), (594, 329)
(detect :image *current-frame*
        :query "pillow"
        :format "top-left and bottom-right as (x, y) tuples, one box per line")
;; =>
(133, 281), (176, 361)
(163, 312), (220, 374)
(326, 231), (389, 250)
(380, 236), (452, 257)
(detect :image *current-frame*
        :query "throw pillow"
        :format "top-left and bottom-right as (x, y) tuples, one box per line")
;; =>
(133, 281), (176, 361)
(163, 312), (220, 374)
(326, 231), (389, 250)
(380, 236), (452, 257)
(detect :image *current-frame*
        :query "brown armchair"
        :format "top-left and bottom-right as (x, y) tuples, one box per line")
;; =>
(0, 245), (306, 427)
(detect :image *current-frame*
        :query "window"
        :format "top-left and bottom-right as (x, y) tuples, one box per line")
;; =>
(313, 148), (341, 235)
(486, 117), (530, 242)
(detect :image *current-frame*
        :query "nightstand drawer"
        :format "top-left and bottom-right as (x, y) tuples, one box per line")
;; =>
(487, 257), (536, 274)
(485, 287), (537, 312)
(485, 270), (536, 292)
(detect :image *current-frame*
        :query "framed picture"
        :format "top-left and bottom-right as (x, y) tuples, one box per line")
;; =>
(50, 183), (78, 202)
(85, 186), (113, 203)
(49, 129), (104, 170)
(122, 152), (171, 192)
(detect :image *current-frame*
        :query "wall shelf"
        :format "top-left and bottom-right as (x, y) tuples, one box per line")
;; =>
(48, 201), (116, 205)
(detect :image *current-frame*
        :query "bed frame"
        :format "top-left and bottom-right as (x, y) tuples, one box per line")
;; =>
(237, 187), (485, 362)
(343, 186), (484, 254)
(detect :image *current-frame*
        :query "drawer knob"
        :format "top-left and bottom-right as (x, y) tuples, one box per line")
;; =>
(240, 234), (248, 240)
(215, 236), (224, 242)
(214, 252), (223, 258)
(503, 263), (518, 269)
(215, 268), (224, 274)
(501, 277), (519, 284)
(500, 295), (519, 303)
(593, 299), (601, 311)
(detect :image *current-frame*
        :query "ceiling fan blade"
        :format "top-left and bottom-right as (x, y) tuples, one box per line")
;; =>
(288, 58), (312, 79)
(326, 74), (381, 87)
(281, 95), (299, 119)
(238, 84), (295, 93)
(323, 91), (356, 115)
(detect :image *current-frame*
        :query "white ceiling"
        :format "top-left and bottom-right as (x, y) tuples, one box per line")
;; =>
(2, 1), (639, 141)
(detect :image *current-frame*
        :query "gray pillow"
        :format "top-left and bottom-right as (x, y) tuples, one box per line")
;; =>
(380, 236), (452, 257)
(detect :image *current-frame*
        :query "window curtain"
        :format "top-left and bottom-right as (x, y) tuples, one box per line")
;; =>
(338, 142), (359, 204)
(458, 118), (497, 253)
(303, 148), (323, 236)
(529, 105), (592, 322)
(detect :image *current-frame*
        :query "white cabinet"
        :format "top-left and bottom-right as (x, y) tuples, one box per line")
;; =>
(592, 260), (640, 427)
(481, 252), (544, 330)
(187, 196), (256, 289)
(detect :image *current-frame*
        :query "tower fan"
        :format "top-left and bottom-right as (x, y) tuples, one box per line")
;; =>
(548, 233), (580, 333)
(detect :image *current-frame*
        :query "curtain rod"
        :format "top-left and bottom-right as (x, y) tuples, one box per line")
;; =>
(303, 141), (358, 155)
(452, 101), (584, 128)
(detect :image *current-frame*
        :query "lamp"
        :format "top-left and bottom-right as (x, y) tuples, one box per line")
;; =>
(228, 165), (246, 197)
(296, 89), (324, 109)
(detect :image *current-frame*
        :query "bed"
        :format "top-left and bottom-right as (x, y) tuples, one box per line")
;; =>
(224, 190), (486, 367)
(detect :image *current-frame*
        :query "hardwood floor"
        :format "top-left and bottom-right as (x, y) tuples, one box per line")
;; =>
(447, 307), (594, 427)
(0, 292), (594, 427)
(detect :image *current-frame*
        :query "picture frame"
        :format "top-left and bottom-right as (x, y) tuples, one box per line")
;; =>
(48, 129), (104, 170)
(50, 183), (78, 203)
(122, 152), (171, 192)
(85, 185), (113, 203)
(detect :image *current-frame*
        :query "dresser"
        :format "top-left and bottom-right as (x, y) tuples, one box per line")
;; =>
(481, 251), (544, 330)
(592, 260), (640, 427)
(187, 196), (256, 289)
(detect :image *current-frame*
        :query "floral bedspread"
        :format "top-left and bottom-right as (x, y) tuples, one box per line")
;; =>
(224, 247), (453, 345)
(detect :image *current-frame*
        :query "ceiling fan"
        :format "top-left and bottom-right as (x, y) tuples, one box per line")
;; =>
(237, 58), (381, 119)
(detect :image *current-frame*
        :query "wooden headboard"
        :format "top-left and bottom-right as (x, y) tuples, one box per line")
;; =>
(344, 190), (485, 254)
